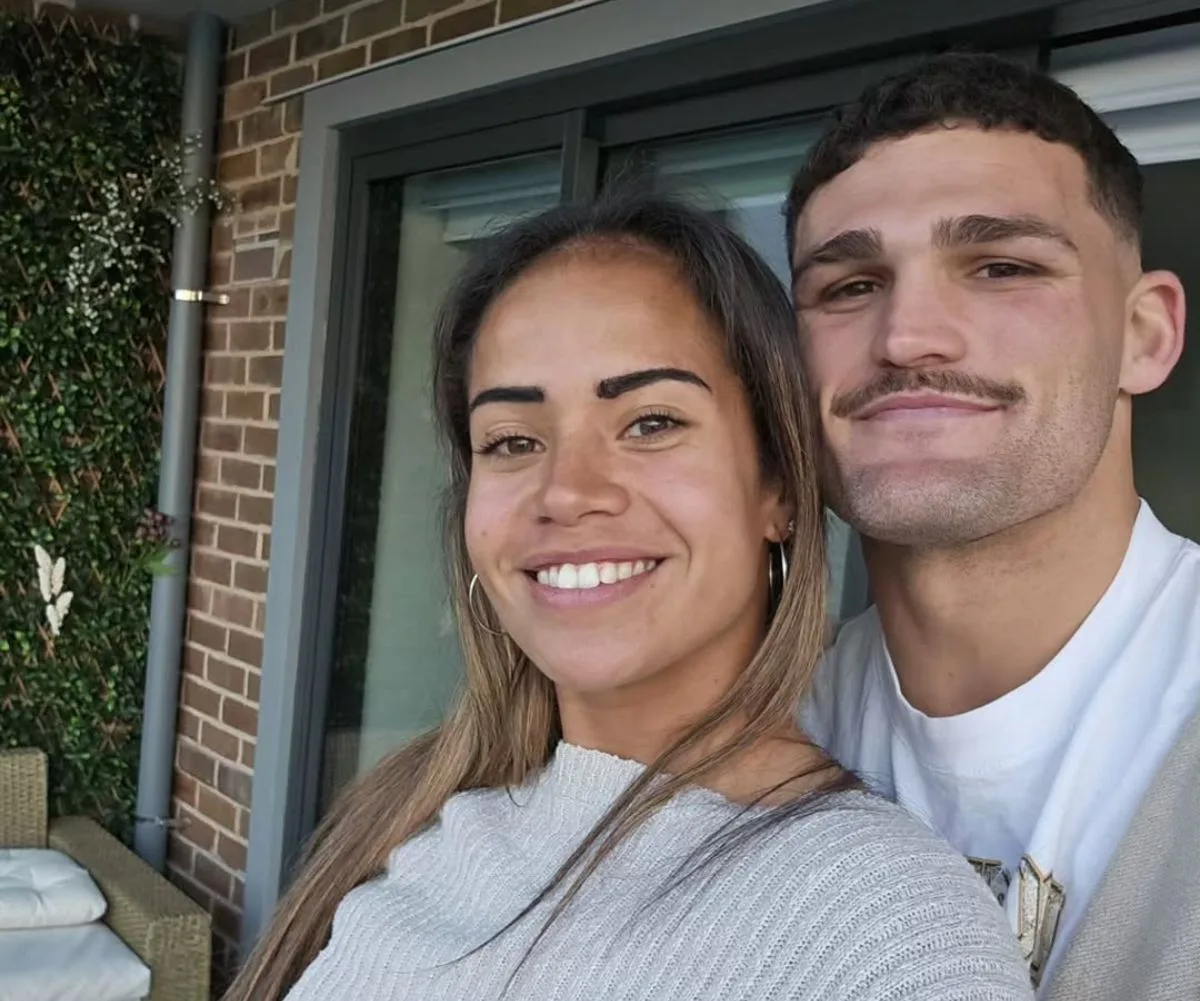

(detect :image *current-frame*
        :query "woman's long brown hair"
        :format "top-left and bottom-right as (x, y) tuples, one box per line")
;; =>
(224, 193), (846, 1001)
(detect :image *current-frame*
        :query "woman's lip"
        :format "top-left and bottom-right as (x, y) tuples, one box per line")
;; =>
(525, 561), (660, 607)
(521, 551), (665, 571)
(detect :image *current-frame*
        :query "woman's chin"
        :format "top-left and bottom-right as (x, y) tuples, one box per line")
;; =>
(530, 652), (657, 700)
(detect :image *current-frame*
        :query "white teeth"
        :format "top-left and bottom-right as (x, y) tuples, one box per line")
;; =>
(536, 559), (657, 590)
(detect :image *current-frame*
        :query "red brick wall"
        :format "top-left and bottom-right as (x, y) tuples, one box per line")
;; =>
(171, 0), (583, 985)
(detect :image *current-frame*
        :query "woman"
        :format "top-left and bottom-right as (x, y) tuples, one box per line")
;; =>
(226, 194), (1032, 1000)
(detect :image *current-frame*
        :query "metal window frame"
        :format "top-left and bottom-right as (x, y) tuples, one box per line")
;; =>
(243, 0), (1193, 950)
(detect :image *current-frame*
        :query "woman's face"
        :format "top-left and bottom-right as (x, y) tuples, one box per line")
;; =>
(465, 246), (788, 731)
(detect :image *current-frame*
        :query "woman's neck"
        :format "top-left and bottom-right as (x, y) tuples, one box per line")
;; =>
(560, 705), (833, 808)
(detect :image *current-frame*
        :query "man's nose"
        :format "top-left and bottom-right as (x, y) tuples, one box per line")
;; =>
(872, 270), (969, 369)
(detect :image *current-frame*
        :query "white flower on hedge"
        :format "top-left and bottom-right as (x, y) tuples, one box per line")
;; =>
(33, 544), (73, 637)
(46, 592), (73, 638)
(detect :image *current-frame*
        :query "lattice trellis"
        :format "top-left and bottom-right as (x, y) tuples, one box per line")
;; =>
(0, 10), (180, 840)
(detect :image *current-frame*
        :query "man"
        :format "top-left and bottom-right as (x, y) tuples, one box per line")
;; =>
(792, 52), (1200, 999)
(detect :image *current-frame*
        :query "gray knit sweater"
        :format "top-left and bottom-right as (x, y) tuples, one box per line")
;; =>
(284, 744), (1033, 1001)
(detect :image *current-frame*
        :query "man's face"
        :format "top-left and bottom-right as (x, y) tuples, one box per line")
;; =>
(793, 126), (1137, 546)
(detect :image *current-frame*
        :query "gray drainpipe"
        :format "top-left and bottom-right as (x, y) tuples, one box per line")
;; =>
(134, 10), (225, 871)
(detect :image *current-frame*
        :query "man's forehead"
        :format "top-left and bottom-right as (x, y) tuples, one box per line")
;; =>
(795, 127), (1092, 250)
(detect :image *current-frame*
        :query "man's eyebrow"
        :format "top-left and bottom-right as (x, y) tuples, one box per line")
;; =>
(597, 367), (711, 399)
(468, 385), (544, 413)
(933, 214), (1079, 253)
(791, 227), (884, 286)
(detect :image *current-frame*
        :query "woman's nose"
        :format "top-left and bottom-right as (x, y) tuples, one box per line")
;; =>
(534, 439), (629, 526)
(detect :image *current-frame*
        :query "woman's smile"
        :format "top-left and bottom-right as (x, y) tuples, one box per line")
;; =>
(526, 555), (663, 607)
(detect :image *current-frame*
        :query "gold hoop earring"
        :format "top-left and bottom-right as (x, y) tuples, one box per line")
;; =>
(468, 574), (506, 637)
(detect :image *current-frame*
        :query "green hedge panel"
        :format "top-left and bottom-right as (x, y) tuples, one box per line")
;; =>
(0, 15), (181, 841)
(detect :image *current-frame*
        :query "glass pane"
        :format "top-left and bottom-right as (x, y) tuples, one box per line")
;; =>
(320, 151), (562, 815)
(1135, 158), (1199, 542)
(607, 122), (870, 623)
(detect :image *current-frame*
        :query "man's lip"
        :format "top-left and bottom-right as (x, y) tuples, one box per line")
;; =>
(853, 394), (1003, 420)
(521, 550), (665, 572)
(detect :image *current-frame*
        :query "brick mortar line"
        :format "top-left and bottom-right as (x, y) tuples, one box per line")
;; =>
(187, 550), (273, 571)
(182, 673), (252, 710)
(203, 447), (281, 461)
(174, 804), (240, 848)
(185, 629), (266, 655)
(187, 563), (272, 583)
(233, 0), (499, 61)
(260, 0), (598, 103)
(201, 355), (288, 362)
(189, 549), (274, 572)
(173, 842), (245, 896)
(209, 686), (264, 716)
(197, 416), (282, 426)
(199, 350), (287, 358)
(189, 540), (272, 559)
(177, 735), (256, 775)
(182, 767), (253, 815)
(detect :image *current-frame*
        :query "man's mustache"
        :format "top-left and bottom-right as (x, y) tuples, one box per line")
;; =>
(829, 369), (1026, 419)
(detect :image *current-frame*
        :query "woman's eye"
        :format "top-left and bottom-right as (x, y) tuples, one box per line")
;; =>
(626, 414), (681, 439)
(478, 435), (540, 457)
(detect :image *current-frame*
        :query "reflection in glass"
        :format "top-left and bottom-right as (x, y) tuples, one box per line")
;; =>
(320, 152), (562, 814)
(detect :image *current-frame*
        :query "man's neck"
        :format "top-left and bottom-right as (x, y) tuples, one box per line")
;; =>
(865, 477), (1142, 718)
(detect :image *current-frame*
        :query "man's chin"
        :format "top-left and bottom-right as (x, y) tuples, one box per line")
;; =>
(835, 477), (1007, 549)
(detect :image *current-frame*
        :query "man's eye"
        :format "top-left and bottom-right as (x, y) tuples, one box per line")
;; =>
(477, 435), (540, 457)
(825, 279), (879, 301)
(626, 414), (682, 439)
(979, 261), (1035, 279)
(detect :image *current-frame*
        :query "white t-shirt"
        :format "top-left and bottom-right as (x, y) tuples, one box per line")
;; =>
(803, 502), (1200, 993)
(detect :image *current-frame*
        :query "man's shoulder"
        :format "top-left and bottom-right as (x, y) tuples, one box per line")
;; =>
(801, 606), (887, 747)
(1138, 506), (1200, 594)
(816, 606), (886, 688)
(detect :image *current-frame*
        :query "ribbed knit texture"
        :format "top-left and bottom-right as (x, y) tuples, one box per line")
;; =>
(284, 744), (1033, 1000)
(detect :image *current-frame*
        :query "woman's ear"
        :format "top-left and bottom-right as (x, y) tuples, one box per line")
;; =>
(1121, 270), (1186, 395)
(763, 495), (795, 545)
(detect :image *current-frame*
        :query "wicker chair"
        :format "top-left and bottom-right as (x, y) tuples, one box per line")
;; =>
(0, 747), (212, 1001)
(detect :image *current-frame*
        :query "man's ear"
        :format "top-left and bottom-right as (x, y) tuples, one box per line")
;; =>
(1121, 269), (1186, 395)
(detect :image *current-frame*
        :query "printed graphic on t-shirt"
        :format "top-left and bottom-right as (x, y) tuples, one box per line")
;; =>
(969, 854), (1065, 987)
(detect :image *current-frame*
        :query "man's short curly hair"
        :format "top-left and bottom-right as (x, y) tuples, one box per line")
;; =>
(785, 52), (1143, 269)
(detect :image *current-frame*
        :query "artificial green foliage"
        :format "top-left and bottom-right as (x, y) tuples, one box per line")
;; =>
(0, 13), (181, 840)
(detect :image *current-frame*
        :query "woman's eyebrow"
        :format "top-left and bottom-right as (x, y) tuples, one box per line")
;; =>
(468, 385), (544, 413)
(596, 367), (711, 399)
(469, 367), (711, 413)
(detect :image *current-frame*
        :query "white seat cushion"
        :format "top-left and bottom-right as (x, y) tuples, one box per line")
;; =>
(0, 922), (151, 1001)
(0, 849), (107, 929)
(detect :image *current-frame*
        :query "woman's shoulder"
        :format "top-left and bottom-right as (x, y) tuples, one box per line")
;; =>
(764, 791), (1002, 907)
(729, 793), (1033, 999)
